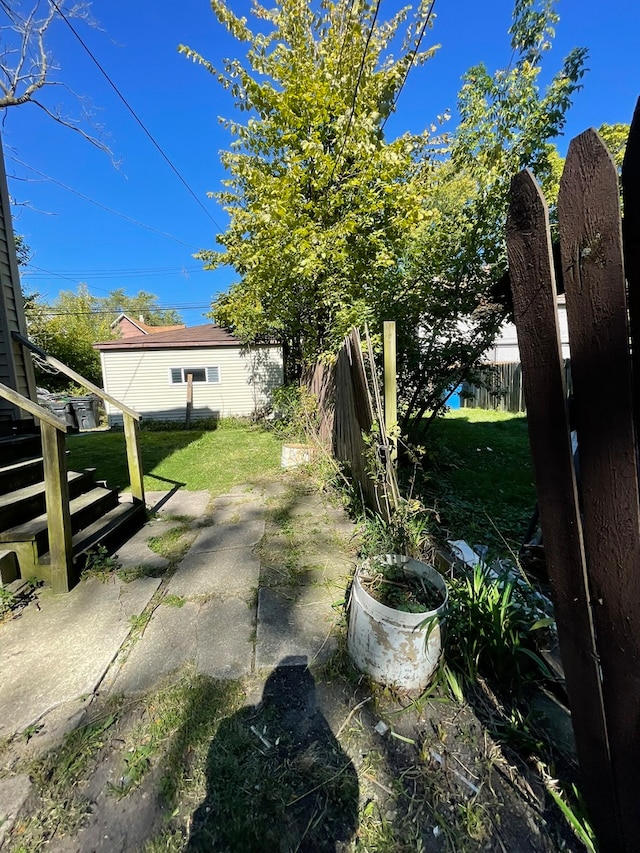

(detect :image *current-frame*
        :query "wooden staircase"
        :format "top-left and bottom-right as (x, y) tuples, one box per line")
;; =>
(0, 431), (146, 589)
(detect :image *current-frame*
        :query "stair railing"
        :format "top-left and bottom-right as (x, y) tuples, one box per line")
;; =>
(12, 332), (145, 507)
(0, 381), (73, 594)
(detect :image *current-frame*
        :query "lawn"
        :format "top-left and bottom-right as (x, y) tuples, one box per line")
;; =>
(422, 408), (536, 553)
(65, 421), (282, 495)
(66, 411), (535, 553)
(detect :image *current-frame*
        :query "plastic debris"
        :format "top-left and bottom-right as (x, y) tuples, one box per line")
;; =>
(250, 725), (272, 750)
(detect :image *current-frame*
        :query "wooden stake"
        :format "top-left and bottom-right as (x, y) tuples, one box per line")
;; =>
(383, 321), (397, 464)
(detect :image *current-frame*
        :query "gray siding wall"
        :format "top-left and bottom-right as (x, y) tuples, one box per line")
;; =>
(0, 138), (36, 421)
(100, 345), (283, 425)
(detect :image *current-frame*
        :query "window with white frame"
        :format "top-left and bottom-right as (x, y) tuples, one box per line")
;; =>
(169, 366), (220, 385)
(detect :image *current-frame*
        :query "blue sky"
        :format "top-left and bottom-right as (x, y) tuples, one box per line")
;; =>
(3, 0), (639, 326)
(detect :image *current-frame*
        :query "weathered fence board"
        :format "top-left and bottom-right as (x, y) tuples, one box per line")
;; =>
(558, 129), (640, 849)
(506, 169), (617, 850)
(462, 360), (572, 413)
(623, 98), (640, 430)
(306, 328), (399, 519)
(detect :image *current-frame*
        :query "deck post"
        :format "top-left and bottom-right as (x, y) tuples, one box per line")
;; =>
(41, 421), (74, 594)
(123, 412), (145, 506)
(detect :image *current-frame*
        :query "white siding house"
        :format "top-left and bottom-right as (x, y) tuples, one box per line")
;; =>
(459, 295), (570, 411)
(483, 295), (570, 364)
(94, 324), (283, 425)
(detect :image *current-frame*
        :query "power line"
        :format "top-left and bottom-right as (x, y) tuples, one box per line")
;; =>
(329, 0), (383, 184)
(48, 0), (225, 234)
(380, 0), (437, 134)
(29, 306), (212, 316)
(8, 155), (202, 249)
(26, 265), (203, 279)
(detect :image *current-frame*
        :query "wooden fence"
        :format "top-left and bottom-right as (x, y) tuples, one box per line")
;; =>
(506, 102), (640, 852)
(461, 360), (573, 413)
(306, 328), (398, 518)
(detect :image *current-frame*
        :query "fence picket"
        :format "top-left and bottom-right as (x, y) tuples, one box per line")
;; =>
(559, 128), (640, 849)
(506, 169), (617, 849)
(623, 97), (640, 433)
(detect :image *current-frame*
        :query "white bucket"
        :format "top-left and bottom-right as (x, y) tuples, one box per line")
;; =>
(281, 443), (314, 468)
(347, 555), (448, 692)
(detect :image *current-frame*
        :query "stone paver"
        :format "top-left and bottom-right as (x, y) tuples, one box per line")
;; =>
(189, 520), (265, 553)
(110, 597), (255, 695)
(168, 547), (260, 599)
(114, 521), (171, 573)
(0, 576), (160, 738)
(255, 584), (342, 669)
(0, 775), (34, 848)
(145, 489), (212, 520)
(0, 479), (356, 747)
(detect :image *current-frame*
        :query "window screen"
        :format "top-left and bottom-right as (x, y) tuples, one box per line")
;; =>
(170, 367), (220, 384)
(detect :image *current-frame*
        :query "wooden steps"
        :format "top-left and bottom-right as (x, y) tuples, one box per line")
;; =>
(0, 432), (146, 589)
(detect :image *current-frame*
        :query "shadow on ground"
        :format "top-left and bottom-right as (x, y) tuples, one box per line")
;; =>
(187, 657), (359, 852)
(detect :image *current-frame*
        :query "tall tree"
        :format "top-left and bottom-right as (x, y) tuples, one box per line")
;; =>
(392, 0), (587, 434)
(25, 285), (182, 390)
(180, 0), (439, 370)
(187, 0), (586, 434)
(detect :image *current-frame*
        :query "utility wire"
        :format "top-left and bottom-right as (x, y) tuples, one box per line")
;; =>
(48, 0), (225, 234)
(380, 0), (437, 134)
(328, 0), (382, 184)
(8, 155), (202, 249)
(29, 307), (212, 316)
(26, 265), (203, 279)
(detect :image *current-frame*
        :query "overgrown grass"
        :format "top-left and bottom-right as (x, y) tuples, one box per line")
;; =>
(422, 408), (535, 552)
(65, 420), (282, 494)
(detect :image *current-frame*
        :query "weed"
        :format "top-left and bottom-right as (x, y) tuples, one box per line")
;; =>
(457, 799), (491, 842)
(129, 612), (151, 633)
(162, 594), (186, 608)
(148, 525), (194, 562)
(14, 706), (122, 847)
(269, 384), (320, 442)
(80, 545), (121, 581)
(117, 564), (166, 583)
(541, 767), (598, 853)
(359, 499), (433, 562)
(0, 585), (17, 615)
(142, 830), (186, 852)
(112, 671), (244, 802)
(110, 742), (156, 797)
(20, 724), (43, 743)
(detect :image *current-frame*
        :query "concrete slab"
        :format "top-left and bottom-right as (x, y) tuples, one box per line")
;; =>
(0, 775), (34, 849)
(212, 497), (266, 526)
(114, 522), (170, 573)
(168, 548), (260, 599)
(110, 597), (255, 695)
(0, 576), (160, 738)
(145, 490), (212, 520)
(196, 598), (256, 679)
(189, 520), (265, 553)
(255, 585), (340, 669)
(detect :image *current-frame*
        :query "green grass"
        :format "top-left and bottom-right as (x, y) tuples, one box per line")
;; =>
(422, 408), (536, 553)
(65, 421), (282, 494)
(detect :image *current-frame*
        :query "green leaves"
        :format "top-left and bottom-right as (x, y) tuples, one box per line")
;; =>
(185, 0), (437, 364)
(25, 285), (183, 391)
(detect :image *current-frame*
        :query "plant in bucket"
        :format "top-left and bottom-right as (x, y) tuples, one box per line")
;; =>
(347, 550), (448, 693)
